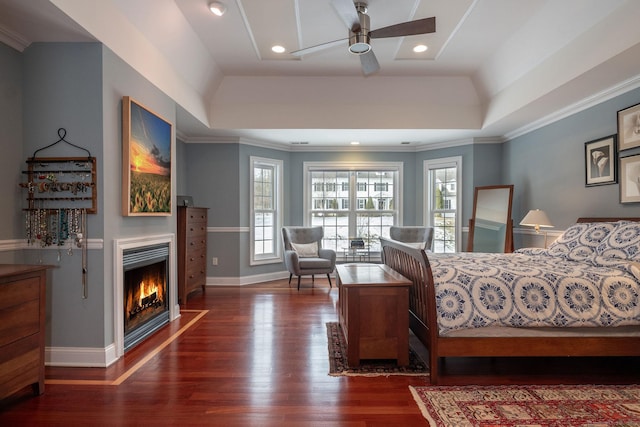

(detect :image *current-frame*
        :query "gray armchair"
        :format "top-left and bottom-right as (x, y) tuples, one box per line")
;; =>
(389, 226), (434, 251)
(282, 226), (336, 290)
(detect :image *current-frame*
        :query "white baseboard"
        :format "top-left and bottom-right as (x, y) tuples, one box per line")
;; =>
(45, 343), (118, 368)
(206, 269), (340, 286)
(206, 270), (292, 286)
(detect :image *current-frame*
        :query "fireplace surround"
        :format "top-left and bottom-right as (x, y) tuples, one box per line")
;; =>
(114, 234), (179, 359)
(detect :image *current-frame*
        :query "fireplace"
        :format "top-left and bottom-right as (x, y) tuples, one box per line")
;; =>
(114, 234), (179, 359)
(123, 244), (169, 352)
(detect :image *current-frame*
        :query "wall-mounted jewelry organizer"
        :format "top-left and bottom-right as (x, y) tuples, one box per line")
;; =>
(18, 128), (96, 298)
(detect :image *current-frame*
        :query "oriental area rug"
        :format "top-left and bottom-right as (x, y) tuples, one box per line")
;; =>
(326, 322), (428, 376)
(410, 384), (640, 427)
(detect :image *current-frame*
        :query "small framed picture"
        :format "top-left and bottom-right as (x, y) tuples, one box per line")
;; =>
(585, 135), (617, 186)
(617, 102), (640, 151)
(620, 154), (640, 203)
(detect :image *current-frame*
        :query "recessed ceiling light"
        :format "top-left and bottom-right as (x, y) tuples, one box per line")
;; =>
(209, 2), (226, 16)
(271, 45), (286, 54)
(350, 141), (360, 145)
(413, 44), (428, 53)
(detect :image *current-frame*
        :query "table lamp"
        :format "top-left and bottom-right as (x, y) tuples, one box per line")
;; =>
(520, 209), (553, 248)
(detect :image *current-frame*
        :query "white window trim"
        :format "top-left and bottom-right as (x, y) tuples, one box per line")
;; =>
(423, 156), (462, 252)
(250, 156), (283, 265)
(303, 161), (403, 226)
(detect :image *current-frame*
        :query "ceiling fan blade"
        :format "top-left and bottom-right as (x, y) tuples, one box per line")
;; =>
(331, 0), (361, 32)
(360, 50), (380, 76)
(370, 16), (436, 39)
(290, 38), (348, 57)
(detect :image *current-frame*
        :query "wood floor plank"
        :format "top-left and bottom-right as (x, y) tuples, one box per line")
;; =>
(1, 278), (639, 426)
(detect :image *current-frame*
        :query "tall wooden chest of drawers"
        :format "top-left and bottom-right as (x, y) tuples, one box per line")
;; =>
(0, 264), (49, 400)
(177, 206), (208, 306)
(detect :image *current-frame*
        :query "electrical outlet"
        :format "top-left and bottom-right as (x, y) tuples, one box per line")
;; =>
(211, 257), (218, 266)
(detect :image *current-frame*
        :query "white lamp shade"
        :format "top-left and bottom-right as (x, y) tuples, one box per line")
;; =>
(520, 209), (553, 231)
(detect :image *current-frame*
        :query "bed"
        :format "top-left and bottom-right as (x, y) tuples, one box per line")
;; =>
(380, 217), (640, 385)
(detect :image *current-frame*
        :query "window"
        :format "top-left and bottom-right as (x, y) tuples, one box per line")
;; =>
(251, 157), (283, 265)
(424, 157), (462, 253)
(304, 162), (402, 254)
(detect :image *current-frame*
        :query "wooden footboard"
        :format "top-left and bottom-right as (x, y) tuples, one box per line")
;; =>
(380, 238), (442, 381)
(380, 231), (640, 385)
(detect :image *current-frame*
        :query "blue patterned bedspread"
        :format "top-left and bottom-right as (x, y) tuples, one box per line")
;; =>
(427, 250), (640, 335)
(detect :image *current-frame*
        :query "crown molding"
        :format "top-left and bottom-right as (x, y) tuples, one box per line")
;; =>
(0, 25), (30, 52)
(505, 75), (640, 141)
(181, 135), (239, 144)
(178, 134), (504, 152)
(414, 136), (504, 152)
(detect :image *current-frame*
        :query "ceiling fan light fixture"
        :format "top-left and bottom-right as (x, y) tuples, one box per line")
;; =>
(348, 3), (371, 55)
(271, 45), (286, 53)
(208, 1), (226, 16)
(349, 33), (371, 54)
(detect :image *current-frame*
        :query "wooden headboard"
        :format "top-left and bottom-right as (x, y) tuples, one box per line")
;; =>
(577, 217), (640, 222)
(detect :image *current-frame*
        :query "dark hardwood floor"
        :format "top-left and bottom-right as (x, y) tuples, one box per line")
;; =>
(1, 277), (639, 426)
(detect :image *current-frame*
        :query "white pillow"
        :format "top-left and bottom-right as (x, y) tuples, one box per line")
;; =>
(547, 222), (615, 261)
(291, 241), (318, 257)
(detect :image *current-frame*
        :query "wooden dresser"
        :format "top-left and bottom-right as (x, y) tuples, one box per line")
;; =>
(0, 264), (49, 400)
(177, 206), (208, 306)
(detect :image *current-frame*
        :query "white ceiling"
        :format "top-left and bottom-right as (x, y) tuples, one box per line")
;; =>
(2, 0), (640, 150)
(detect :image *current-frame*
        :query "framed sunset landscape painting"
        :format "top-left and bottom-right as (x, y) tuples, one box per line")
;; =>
(122, 96), (172, 216)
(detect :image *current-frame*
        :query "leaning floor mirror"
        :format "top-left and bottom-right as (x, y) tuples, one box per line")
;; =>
(467, 185), (514, 253)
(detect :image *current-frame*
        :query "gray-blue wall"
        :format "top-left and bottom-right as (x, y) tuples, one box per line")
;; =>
(0, 43), (24, 264)
(21, 43), (106, 348)
(9, 42), (176, 350)
(504, 88), (640, 231)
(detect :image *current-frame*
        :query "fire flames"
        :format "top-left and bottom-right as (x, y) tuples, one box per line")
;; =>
(138, 280), (157, 305)
(125, 265), (166, 324)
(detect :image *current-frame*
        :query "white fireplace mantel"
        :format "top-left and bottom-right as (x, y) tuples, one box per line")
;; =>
(114, 234), (179, 359)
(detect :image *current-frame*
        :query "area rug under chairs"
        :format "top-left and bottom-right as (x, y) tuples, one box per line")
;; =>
(409, 384), (640, 427)
(326, 322), (428, 376)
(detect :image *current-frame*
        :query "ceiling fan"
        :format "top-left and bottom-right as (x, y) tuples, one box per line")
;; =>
(290, 0), (436, 76)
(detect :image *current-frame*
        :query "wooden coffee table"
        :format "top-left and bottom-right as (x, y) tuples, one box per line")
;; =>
(335, 263), (412, 367)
